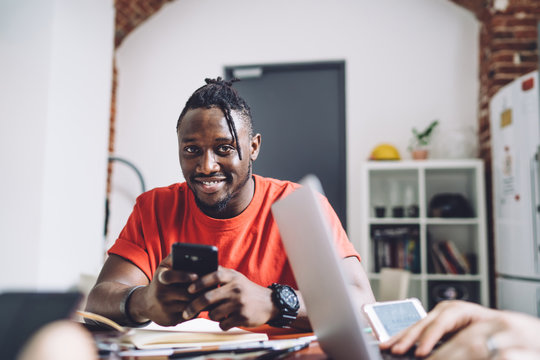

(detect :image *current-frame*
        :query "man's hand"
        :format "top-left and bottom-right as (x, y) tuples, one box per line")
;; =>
(427, 310), (540, 360)
(131, 254), (199, 326)
(379, 300), (497, 358)
(180, 266), (276, 330)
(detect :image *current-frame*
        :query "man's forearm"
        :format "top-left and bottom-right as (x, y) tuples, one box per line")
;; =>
(86, 282), (146, 325)
(349, 284), (376, 306)
(289, 291), (311, 331)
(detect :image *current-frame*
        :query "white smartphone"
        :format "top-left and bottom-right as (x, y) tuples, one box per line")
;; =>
(362, 298), (427, 342)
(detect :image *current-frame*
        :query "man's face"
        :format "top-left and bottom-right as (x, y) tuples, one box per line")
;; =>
(178, 107), (260, 218)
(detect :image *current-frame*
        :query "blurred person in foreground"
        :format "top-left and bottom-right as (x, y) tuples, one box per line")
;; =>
(380, 300), (540, 360)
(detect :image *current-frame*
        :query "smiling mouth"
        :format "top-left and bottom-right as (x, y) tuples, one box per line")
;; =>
(192, 176), (228, 194)
(200, 180), (222, 186)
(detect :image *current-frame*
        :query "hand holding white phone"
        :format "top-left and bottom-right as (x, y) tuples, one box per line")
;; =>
(362, 298), (427, 342)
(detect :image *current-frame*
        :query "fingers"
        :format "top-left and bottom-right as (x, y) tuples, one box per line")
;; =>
(182, 286), (227, 320)
(410, 303), (506, 360)
(380, 314), (436, 356)
(380, 307), (439, 349)
(412, 314), (457, 356)
(218, 313), (245, 331)
(208, 301), (238, 323)
(187, 266), (237, 294)
(158, 268), (199, 285)
(380, 301), (473, 357)
(184, 292), (250, 331)
(178, 267), (272, 329)
(181, 268), (257, 327)
(156, 254), (199, 286)
(139, 255), (207, 326)
(427, 321), (495, 360)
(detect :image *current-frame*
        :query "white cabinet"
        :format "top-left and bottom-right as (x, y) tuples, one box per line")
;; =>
(360, 160), (489, 309)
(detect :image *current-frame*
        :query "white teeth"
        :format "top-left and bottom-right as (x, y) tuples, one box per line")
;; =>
(202, 181), (220, 185)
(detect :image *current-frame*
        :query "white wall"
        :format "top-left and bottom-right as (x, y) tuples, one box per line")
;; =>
(110, 0), (480, 252)
(0, 0), (114, 290)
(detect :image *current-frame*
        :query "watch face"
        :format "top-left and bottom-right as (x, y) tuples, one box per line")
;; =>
(281, 287), (298, 308)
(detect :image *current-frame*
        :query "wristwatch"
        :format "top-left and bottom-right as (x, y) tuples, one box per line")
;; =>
(267, 283), (300, 327)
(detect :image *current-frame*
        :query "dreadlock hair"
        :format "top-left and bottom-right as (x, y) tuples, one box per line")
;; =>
(176, 77), (253, 160)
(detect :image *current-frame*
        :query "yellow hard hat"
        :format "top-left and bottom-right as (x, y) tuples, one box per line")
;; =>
(369, 143), (401, 160)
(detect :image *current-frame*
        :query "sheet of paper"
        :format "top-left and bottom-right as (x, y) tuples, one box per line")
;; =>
(144, 318), (248, 334)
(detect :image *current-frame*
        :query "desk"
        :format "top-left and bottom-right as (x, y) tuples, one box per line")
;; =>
(97, 341), (327, 360)
(90, 326), (328, 360)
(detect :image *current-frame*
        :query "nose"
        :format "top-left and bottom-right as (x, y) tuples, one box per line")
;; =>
(198, 150), (220, 174)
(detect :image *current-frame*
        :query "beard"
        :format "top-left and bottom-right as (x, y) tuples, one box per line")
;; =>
(193, 190), (233, 215)
(191, 162), (252, 216)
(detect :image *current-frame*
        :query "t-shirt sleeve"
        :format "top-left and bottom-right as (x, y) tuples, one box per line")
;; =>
(107, 199), (154, 280)
(320, 195), (362, 261)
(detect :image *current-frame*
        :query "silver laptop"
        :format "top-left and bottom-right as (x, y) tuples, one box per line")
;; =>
(271, 177), (399, 360)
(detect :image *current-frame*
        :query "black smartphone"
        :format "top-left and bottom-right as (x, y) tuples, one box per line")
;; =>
(172, 243), (218, 276)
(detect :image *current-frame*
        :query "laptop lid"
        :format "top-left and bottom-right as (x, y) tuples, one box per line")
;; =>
(0, 291), (82, 359)
(271, 178), (382, 360)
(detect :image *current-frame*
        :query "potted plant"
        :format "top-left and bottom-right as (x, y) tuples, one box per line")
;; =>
(408, 120), (439, 160)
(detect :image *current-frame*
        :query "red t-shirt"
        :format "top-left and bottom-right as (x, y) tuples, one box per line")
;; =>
(108, 175), (359, 288)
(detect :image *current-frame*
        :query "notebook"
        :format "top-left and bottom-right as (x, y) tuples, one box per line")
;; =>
(78, 310), (269, 350)
(271, 177), (420, 360)
(0, 291), (82, 360)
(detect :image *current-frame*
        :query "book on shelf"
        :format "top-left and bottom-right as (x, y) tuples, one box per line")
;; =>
(372, 226), (420, 273)
(77, 310), (269, 350)
(441, 240), (470, 274)
(431, 242), (456, 274)
(430, 240), (470, 275)
(430, 246), (444, 274)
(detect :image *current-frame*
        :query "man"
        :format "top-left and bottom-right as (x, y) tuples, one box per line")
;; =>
(86, 77), (374, 331)
(380, 300), (540, 359)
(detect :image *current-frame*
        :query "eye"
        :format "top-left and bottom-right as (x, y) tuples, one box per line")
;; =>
(183, 146), (200, 155)
(216, 144), (235, 155)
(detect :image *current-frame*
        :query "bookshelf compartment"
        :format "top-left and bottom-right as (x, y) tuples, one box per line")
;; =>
(369, 277), (422, 301)
(425, 168), (478, 218)
(370, 224), (421, 274)
(428, 280), (480, 310)
(368, 169), (419, 219)
(427, 224), (479, 275)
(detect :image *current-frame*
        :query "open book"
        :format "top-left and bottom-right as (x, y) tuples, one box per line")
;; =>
(78, 310), (269, 349)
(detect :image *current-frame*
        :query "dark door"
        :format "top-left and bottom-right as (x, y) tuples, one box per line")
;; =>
(224, 62), (347, 230)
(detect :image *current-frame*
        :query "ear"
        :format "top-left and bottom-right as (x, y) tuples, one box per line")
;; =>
(249, 133), (261, 161)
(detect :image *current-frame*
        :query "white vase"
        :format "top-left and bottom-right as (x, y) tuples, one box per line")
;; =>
(432, 126), (478, 159)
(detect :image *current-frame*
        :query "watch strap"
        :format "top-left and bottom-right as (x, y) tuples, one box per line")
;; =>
(267, 283), (299, 328)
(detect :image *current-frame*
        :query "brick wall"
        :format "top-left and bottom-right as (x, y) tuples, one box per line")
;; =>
(451, 0), (540, 306)
(106, 0), (176, 199)
(114, 0), (175, 48)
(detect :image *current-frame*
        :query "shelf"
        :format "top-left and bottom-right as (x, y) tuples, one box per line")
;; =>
(426, 274), (483, 281)
(368, 273), (483, 281)
(368, 218), (420, 224)
(361, 160), (489, 310)
(369, 218), (479, 225)
(364, 159), (485, 170)
(425, 218), (479, 225)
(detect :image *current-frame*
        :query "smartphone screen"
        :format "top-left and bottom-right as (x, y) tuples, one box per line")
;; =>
(373, 301), (423, 337)
(363, 298), (427, 342)
(172, 243), (218, 275)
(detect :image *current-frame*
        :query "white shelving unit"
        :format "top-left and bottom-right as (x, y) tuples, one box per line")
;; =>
(360, 160), (488, 309)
